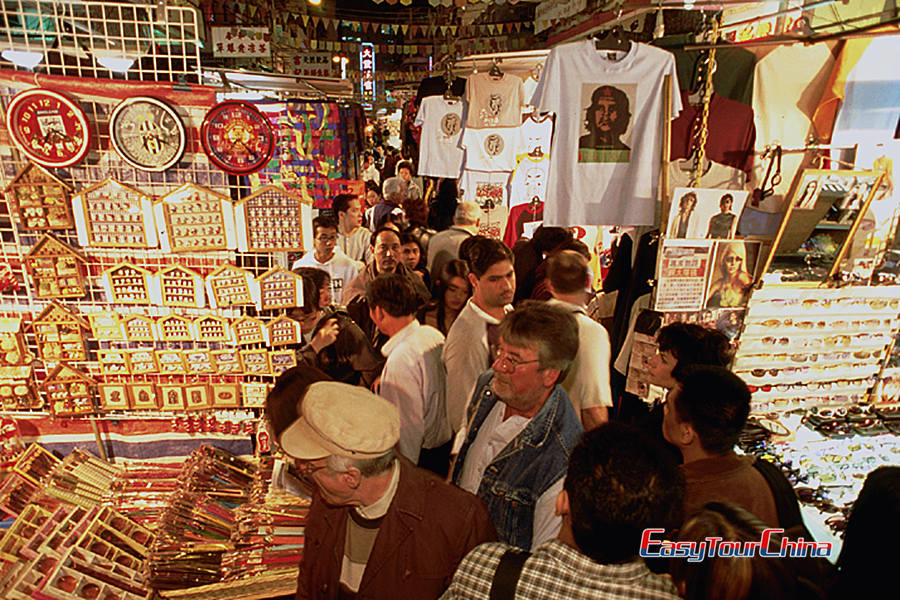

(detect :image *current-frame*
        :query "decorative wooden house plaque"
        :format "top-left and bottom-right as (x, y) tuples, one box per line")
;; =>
(257, 267), (303, 311)
(195, 314), (231, 343)
(156, 183), (235, 253)
(102, 263), (152, 305)
(267, 316), (300, 346)
(206, 264), (254, 308)
(31, 302), (89, 362)
(122, 315), (156, 342)
(232, 316), (265, 345)
(236, 185), (307, 252)
(25, 235), (87, 299)
(3, 162), (74, 230)
(43, 363), (95, 416)
(73, 178), (157, 248)
(155, 265), (204, 308)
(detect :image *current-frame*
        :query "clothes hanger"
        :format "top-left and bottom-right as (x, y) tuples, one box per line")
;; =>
(489, 58), (503, 78)
(442, 59), (460, 101)
(593, 10), (630, 51)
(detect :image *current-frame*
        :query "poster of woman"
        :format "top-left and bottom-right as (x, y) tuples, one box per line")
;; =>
(705, 240), (761, 309)
(666, 187), (750, 239)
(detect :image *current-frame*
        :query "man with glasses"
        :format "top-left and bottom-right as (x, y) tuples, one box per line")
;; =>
(280, 381), (495, 599)
(451, 301), (583, 550)
(292, 215), (361, 306)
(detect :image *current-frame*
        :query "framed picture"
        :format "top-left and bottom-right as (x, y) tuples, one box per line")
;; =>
(185, 350), (214, 374)
(270, 350), (297, 375)
(156, 350), (186, 375)
(241, 382), (269, 408)
(98, 384), (129, 410)
(240, 349), (271, 375)
(97, 349), (130, 376)
(212, 350), (242, 374)
(158, 384), (186, 410)
(127, 349), (158, 375)
(705, 240), (761, 309)
(127, 383), (158, 410)
(184, 384), (211, 410)
(211, 383), (240, 408)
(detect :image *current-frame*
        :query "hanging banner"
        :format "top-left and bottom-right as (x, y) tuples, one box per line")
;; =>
(290, 52), (334, 78)
(534, 0), (586, 33)
(210, 26), (270, 57)
(360, 42), (376, 103)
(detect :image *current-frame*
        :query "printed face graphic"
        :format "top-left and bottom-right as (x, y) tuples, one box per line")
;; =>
(488, 94), (502, 116)
(594, 98), (619, 132)
(524, 168), (545, 198)
(484, 134), (504, 156)
(441, 113), (461, 136)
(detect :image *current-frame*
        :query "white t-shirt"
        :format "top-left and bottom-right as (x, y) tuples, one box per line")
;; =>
(517, 116), (554, 161)
(415, 96), (467, 179)
(532, 40), (681, 227)
(461, 127), (519, 173)
(508, 155), (550, 208)
(460, 170), (510, 240)
(291, 249), (361, 305)
(465, 72), (525, 129)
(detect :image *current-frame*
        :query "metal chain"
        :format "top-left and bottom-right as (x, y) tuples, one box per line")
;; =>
(693, 13), (721, 187)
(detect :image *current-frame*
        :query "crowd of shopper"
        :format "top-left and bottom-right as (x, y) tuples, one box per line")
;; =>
(265, 153), (882, 600)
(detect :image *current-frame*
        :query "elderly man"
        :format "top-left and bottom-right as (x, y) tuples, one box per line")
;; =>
(427, 201), (480, 276)
(452, 301), (583, 550)
(441, 423), (685, 599)
(372, 176), (406, 231)
(281, 382), (495, 599)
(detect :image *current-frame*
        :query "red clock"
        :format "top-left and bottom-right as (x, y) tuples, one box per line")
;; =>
(6, 89), (91, 168)
(200, 101), (275, 175)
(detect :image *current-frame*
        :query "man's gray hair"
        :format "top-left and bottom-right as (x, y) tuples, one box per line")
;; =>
(326, 448), (396, 477)
(454, 201), (480, 225)
(382, 177), (406, 201)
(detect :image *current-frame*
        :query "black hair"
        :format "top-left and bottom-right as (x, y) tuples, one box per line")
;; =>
(266, 366), (333, 439)
(312, 214), (339, 235)
(671, 365), (751, 454)
(657, 322), (733, 380)
(331, 194), (357, 217)
(463, 236), (514, 278)
(565, 423), (685, 563)
(293, 267), (331, 296)
(532, 226), (573, 255)
(366, 272), (420, 317)
(427, 259), (471, 333)
(369, 226), (401, 249)
(296, 273), (320, 313)
(365, 179), (381, 195)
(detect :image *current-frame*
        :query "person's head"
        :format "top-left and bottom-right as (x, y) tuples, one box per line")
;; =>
(401, 194), (428, 227)
(279, 382), (400, 506)
(363, 152), (373, 168)
(366, 272), (419, 326)
(663, 365), (750, 457)
(532, 226), (573, 255)
(265, 366), (333, 440)
(719, 193), (734, 214)
(547, 249), (590, 297)
(492, 301), (578, 417)
(584, 85), (630, 139)
(436, 259), (471, 312)
(453, 201), (480, 227)
(464, 237), (515, 310)
(312, 215), (339, 261)
(382, 176), (406, 204)
(719, 242), (748, 280)
(290, 273), (322, 334)
(647, 322), (732, 389)
(398, 232), (423, 270)
(370, 227), (402, 274)
(672, 502), (799, 600)
(395, 160), (414, 182)
(294, 267), (332, 309)
(679, 192), (698, 212)
(835, 466), (900, 597)
(332, 194), (361, 230)
(560, 423), (685, 563)
(364, 179), (381, 208)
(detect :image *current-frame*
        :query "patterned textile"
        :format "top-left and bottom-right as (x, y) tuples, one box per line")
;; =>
(439, 540), (681, 600)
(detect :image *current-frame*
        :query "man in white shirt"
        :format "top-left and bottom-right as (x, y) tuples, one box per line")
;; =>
(333, 193), (373, 264)
(451, 302), (583, 551)
(427, 201), (479, 278)
(547, 250), (612, 430)
(291, 215), (361, 305)
(367, 273), (452, 476)
(443, 238), (515, 434)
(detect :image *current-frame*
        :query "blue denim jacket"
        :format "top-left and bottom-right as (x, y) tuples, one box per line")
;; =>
(451, 370), (583, 550)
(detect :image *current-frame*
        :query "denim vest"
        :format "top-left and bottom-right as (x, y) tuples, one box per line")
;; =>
(451, 370), (583, 550)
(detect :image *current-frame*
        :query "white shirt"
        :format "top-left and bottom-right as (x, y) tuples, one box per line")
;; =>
(548, 299), (613, 416)
(291, 249), (361, 305)
(415, 96), (467, 179)
(339, 226), (373, 264)
(461, 127), (520, 173)
(516, 116), (554, 161)
(379, 320), (451, 464)
(508, 155), (550, 208)
(532, 40), (682, 227)
(460, 171), (510, 241)
(457, 401), (563, 549)
(465, 72), (525, 129)
(443, 299), (509, 433)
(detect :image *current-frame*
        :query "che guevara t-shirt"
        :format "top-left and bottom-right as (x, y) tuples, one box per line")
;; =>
(532, 40), (681, 227)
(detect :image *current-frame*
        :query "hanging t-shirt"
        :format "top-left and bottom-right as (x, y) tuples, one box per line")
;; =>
(461, 170), (510, 240)
(415, 96), (467, 178)
(523, 76), (540, 109)
(517, 116), (554, 161)
(503, 202), (544, 248)
(465, 72), (525, 128)
(532, 41), (682, 227)
(670, 91), (756, 174)
(508, 154), (550, 208)
(460, 127), (520, 172)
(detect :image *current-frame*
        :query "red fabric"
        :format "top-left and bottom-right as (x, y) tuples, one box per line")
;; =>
(669, 91), (756, 174)
(503, 202), (543, 248)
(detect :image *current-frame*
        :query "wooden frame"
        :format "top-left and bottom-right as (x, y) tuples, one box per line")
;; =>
(206, 264), (255, 308)
(270, 350), (297, 375)
(102, 263), (153, 305)
(241, 382), (269, 408)
(98, 384), (129, 411)
(88, 313), (123, 341)
(3, 162), (74, 230)
(239, 349), (271, 375)
(24, 235), (87, 299)
(185, 350), (214, 374)
(156, 183), (235, 253)
(122, 315), (156, 342)
(184, 384), (212, 410)
(232, 316), (266, 345)
(42, 363), (95, 416)
(267, 316), (300, 346)
(155, 265), (204, 308)
(0, 365), (38, 410)
(31, 302), (89, 363)
(257, 267), (304, 311)
(236, 185), (307, 252)
(156, 350), (187, 375)
(210, 383), (240, 408)
(212, 350), (242, 375)
(127, 349), (158, 375)
(128, 383), (158, 410)
(158, 384), (186, 410)
(158, 315), (194, 342)
(97, 349), (130, 376)
(195, 314), (231, 343)
(72, 178), (156, 248)
(0, 317), (29, 366)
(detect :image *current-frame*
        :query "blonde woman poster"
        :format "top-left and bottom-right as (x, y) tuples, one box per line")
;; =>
(705, 240), (760, 309)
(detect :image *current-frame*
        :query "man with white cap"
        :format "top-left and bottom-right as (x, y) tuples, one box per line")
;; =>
(280, 381), (495, 599)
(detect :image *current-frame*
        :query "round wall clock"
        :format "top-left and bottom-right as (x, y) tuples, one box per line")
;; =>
(5, 88), (91, 168)
(200, 101), (274, 175)
(109, 96), (186, 172)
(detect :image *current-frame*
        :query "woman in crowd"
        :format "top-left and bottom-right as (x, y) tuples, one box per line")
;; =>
(706, 242), (753, 308)
(363, 179), (381, 230)
(293, 266), (334, 309)
(417, 260), (471, 335)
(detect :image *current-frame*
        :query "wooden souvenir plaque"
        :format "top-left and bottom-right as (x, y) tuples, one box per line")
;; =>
(42, 363), (95, 416)
(73, 179), (156, 248)
(156, 265), (204, 308)
(185, 350), (214, 374)
(195, 314), (231, 343)
(3, 162), (74, 230)
(158, 384), (186, 411)
(239, 349), (271, 375)
(207, 264), (254, 308)
(0, 317), (31, 366)
(98, 384), (130, 411)
(257, 267), (303, 311)
(97, 349), (129, 376)
(25, 235), (86, 299)
(156, 350), (187, 375)
(237, 185), (307, 252)
(211, 383), (240, 408)
(157, 183), (234, 252)
(158, 315), (193, 342)
(267, 316), (300, 346)
(127, 383), (159, 410)
(232, 316), (265, 345)
(122, 315), (156, 342)
(127, 349), (158, 375)
(102, 263), (152, 305)
(31, 302), (89, 362)
(212, 350), (241, 374)
(270, 350), (296, 375)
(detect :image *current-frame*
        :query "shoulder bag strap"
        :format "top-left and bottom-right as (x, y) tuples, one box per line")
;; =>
(488, 549), (531, 600)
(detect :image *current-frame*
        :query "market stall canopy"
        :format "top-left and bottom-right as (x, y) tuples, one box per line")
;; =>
(201, 68), (355, 99)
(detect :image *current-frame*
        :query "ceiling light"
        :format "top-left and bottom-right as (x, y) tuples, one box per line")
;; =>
(96, 55), (135, 73)
(1, 49), (43, 70)
(308, 0), (322, 5)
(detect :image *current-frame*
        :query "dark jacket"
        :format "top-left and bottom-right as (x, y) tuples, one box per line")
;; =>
(296, 457), (496, 599)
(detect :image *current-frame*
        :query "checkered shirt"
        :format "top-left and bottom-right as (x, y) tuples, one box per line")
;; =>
(439, 540), (681, 600)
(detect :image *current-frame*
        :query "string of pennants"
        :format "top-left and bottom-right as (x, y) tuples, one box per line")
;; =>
(277, 36), (526, 56)
(273, 14), (533, 38)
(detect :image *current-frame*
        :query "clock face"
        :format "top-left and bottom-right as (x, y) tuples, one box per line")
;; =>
(110, 97), (186, 172)
(200, 101), (274, 175)
(5, 89), (91, 168)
